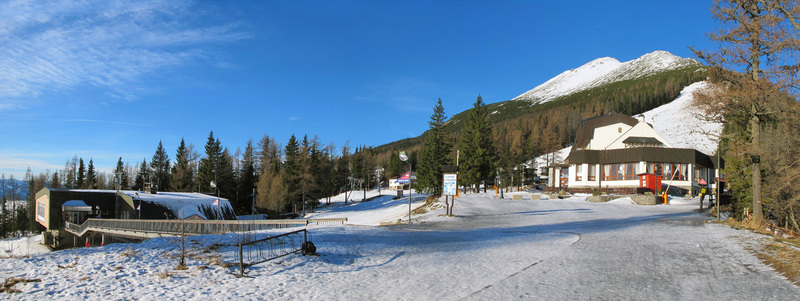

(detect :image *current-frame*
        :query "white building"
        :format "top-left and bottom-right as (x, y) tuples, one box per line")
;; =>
(547, 113), (721, 195)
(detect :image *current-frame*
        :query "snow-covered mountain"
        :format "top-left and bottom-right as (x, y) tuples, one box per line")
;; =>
(1, 178), (28, 201)
(513, 51), (702, 104)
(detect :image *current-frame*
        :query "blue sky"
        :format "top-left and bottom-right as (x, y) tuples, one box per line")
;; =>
(0, 0), (716, 179)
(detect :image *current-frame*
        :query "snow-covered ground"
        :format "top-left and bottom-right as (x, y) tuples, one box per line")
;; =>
(643, 81), (722, 156)
(1, 190), (797, 300)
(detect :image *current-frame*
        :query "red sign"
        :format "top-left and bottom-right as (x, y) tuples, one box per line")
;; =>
(397, 171), (411, 184)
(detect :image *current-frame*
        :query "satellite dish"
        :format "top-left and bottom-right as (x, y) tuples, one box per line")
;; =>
(399, 151), (409, 162)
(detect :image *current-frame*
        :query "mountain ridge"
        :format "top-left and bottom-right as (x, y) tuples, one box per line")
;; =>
(512, 50), (702, 104)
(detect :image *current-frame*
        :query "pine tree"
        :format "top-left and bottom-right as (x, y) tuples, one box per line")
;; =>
(338, 142), (352, 203)
(199, 131), (223, 195)
(50, 171), (60, 189)
(151, 141), (171, 192)
(417, 98), (452, 196)
(238, 139), (257, 215)
(86, 158), (97, 189)
(217, 147), (236, 201)
(114, 157), (130, 190)
(458, 95), (497, 193)
(283, 134), (301, 215)
(171, 138), (194, 192)
(134, 159), (150, 191)
(77, 158), (86, 189)
(304, 135), (323, 211)
(387, 151), (405, 178)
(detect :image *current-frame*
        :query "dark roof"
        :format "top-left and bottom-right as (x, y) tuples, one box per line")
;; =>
(622, 136), (663, 145)
(571, 113), (639, 151)
(566, 147), (716, 168)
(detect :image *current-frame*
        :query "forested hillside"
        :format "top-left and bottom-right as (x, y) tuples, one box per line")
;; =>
(373, 64), (707, 171)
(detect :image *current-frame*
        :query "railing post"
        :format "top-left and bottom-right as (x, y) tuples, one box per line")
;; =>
(239, 241), (244, 277)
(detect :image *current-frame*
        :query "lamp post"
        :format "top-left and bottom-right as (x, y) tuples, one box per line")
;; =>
(498, 167), (504, 199)
(211, 169), (221, 220)
(135, 192), (141, 219)
(399, 151), (411, 223)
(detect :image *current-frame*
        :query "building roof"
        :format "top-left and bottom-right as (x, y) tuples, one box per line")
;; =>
(572, 113), (639, 151)
(622, 136), (663, 146)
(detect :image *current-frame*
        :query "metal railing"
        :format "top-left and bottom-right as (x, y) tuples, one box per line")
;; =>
(236, 229), (311, 277)
(63, 217), (347, 238)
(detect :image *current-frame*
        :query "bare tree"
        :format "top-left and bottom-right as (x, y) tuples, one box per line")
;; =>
(692, 0), (800, 224)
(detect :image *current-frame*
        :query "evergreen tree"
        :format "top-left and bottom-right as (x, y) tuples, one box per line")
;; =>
(303, 135), (323, 211)
(458, 95), (497, 192)
(237, 139), (257, 215)
(417, 98), (452, 196)
(217, 147), (236, 200)
(283, 134), (301, 215)
(50, 171), (60, 189)
(114, 157), (130, 190)
(86, 158), (97, 189)
(199, 131), (223, 195)
(171, 138), (194, 192)
(134, 159), (150, 191)
(337, 142), (352, 203)
(387, 151), (405, 178)
(77, 158), (86, 189)
(151, 141), (171, 192)
(319, 142), (337, 205)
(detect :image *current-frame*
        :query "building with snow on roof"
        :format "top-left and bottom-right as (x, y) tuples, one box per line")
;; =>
(546, 113), (722, 196)
(35, 187), (236, 248)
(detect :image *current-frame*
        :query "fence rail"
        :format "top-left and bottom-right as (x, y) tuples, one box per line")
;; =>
(63, 217), (346, 238)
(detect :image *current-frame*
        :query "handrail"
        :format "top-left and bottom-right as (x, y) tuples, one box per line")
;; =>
(63, 217), (347, 238)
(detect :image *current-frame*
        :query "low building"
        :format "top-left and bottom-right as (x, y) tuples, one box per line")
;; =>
(35, 187), (236, 248)
(547, 113), (722, 195)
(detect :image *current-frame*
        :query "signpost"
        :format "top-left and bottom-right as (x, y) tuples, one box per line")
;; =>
(443, 173), (457, 196)
(442, 165), (459, 216)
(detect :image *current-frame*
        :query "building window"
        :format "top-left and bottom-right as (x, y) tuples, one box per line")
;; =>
(588, 165), (596, 181)
(649, 163), (688, 181)
(576, 165), (583, 181)
(37, 201), (46, 222)
(618, 127), (622, 133)
(694, 167), (707, 183)
(603, 163), (637, 181)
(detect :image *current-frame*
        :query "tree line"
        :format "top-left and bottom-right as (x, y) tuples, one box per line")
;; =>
(17, 130), (408, 228)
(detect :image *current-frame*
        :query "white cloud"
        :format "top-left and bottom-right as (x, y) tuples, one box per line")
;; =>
(0, 0), (249, 101)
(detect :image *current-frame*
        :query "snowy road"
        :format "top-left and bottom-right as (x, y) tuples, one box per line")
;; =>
(2, 192), (798, 300)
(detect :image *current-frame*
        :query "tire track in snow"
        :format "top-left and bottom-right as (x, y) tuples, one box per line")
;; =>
(463, 231), (582, 300)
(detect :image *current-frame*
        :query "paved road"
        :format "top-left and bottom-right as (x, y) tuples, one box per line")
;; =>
(427, 196), (800, 300)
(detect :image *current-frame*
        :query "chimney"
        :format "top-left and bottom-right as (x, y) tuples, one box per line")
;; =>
(144, 183), (157, 194)
(636, 114), (646, 123)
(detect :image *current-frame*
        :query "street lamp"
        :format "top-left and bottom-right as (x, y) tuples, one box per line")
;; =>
(498, 167), (504, 199)
(135, 192), (142, 219)
(399, 151), (411, 223)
